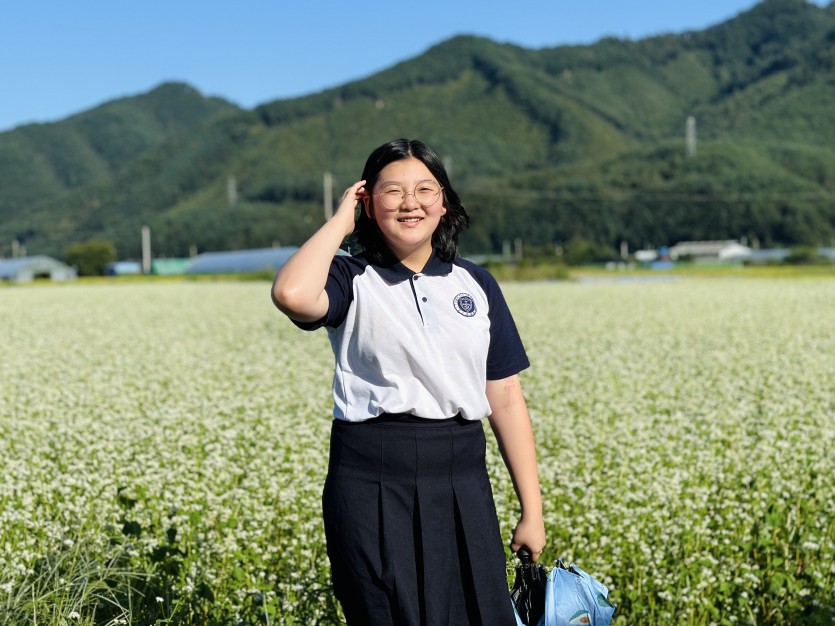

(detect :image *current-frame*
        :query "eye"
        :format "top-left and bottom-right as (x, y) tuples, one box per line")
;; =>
(418, 181), (440, 193)
(381, 186), (404, 196)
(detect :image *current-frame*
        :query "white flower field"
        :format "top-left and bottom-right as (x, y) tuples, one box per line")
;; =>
(1, 278), (833, 625)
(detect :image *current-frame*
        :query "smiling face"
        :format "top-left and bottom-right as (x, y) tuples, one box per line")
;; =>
(366, 157), (447, 270)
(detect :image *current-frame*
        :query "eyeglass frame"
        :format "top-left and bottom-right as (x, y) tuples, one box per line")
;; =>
(370, 180), (444, 211)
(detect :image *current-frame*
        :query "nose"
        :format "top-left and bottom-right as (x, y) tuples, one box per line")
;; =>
(401, 192), (420, 209)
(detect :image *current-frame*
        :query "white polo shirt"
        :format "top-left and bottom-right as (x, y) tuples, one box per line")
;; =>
(296, 251), (529, 422)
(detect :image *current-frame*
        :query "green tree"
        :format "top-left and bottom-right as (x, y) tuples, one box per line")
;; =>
(563, 236), (612, 265)
(65, 239), (117, 276)
(785, 246), (828, 265)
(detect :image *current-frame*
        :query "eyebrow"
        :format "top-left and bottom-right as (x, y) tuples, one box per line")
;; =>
(377, 178), (437, 186)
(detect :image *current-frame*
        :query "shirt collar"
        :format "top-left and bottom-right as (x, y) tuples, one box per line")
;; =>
(371, 249), (452, 283)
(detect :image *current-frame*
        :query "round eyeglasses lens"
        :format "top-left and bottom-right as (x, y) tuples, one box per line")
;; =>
(378, 181), (441, 210)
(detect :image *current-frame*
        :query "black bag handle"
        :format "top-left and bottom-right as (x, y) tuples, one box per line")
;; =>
(517, 546), (534, 565)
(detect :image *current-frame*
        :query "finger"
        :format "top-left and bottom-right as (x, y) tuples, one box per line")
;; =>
(341, 180), (366, 200)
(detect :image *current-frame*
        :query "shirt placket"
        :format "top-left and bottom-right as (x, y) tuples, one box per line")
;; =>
(410, 274), (435, 328)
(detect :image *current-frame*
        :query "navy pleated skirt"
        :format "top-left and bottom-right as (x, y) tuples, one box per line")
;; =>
(322, 414), (517, 626)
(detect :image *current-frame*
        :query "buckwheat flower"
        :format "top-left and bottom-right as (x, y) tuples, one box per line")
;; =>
(156, 596), (164, 603)
(69, 611), (80, 620)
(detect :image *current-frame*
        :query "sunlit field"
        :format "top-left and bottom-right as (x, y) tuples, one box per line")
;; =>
(1, 278), (833, 625)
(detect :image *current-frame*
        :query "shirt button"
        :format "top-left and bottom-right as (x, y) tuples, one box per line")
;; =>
(422, 297), (427, 302)
(413, 276), (419, 281)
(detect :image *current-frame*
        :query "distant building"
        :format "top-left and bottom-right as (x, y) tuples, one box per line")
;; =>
(151, 258), (190, 275)
(818, 248), (835, 261)
(747, 247), (835, 264)
(668, 240), (752, 261)
(0, 256), (77, 282)
(634, 250), (659, 263)
(106, 261), (142, 276)
(185, 247), (300, 275)
(746, 249), (790, 264)
(105, 258), (191, 276)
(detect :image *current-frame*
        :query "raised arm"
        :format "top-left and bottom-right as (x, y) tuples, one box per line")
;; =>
(486, 374), (546, 560)
(271, 180), (366, 322)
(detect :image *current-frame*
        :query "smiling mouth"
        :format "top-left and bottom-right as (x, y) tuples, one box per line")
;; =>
(398, 217), (423, 223)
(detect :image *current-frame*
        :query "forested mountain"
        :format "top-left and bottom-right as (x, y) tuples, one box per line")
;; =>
(2, 0), (834, 260)
(0, 84), (239, 221)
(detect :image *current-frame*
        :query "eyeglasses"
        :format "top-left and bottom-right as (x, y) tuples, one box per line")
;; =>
(373, 180), (443, 210)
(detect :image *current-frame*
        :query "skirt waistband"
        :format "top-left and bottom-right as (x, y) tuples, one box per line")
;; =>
(360, 413), (479, 428)
(328, 413), (486, 479)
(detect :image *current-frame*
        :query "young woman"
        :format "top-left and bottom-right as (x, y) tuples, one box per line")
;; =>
(272, 138), (545, 625)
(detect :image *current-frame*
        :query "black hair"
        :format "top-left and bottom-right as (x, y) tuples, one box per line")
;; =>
(352, 138), (470, 264)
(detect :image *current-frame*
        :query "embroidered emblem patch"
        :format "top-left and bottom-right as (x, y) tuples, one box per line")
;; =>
(453, 293), (477, 317)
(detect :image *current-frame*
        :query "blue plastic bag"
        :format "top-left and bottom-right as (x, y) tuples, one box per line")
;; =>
(512, 558), (616, 626)
(543, 559), (615, 626)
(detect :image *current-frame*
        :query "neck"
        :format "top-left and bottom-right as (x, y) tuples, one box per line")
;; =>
(390, 243), (433, 273)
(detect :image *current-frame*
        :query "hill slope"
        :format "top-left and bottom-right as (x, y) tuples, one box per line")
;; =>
(2, 0), (834, 259)
(0, 83), (240, 236)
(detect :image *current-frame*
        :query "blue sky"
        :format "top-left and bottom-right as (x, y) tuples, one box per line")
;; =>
(0, 0), (828, 132)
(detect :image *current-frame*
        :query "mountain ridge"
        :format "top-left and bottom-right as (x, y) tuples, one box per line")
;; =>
(2, 0), (834, 259)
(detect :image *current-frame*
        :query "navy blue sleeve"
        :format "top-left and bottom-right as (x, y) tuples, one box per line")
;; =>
(292, 254), (366, 331)
(456, 259), (530, 380)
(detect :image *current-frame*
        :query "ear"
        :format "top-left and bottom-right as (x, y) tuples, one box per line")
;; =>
(363, 196), (374, 219)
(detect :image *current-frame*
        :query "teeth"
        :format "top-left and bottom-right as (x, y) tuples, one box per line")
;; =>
(399, 218), (422, 222)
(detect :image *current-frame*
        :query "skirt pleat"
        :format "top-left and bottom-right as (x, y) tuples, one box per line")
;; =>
(412, 431), (455, 624)
(322, 416), (516, 626)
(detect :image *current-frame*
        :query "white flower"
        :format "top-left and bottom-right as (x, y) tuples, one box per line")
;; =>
(2, 280), (833, 625)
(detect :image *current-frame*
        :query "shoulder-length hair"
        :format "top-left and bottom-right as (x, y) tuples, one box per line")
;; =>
(353, 138), (470, 264)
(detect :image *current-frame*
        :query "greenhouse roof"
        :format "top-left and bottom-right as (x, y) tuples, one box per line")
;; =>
(185, 247), (299, 275)
(0, 255), (77, 281)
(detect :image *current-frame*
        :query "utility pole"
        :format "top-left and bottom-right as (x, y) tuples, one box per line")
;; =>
(227, 175), (238, 207)
(141, 226), (151, 274)
(323, 171), (334, 220)
(686, 116), (697, 157)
